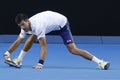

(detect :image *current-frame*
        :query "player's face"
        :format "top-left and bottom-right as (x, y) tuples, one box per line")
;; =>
(18, 20), (30, 32)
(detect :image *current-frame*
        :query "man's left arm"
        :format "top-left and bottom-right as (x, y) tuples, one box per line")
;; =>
(32, 37), (47, 69)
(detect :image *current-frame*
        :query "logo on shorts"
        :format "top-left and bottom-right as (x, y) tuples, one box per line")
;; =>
(66, 40), (72, 43)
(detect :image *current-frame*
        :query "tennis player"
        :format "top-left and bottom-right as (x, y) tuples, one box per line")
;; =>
(4, 10), (110, 69)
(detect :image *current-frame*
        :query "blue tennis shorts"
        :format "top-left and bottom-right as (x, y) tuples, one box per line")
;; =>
(59, 21), (74, 45)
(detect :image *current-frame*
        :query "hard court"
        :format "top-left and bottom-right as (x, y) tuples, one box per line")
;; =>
(0, 36), (120, 80)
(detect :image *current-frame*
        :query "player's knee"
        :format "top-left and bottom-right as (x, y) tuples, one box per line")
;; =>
(67, 45), (77, 54)
(69, 49), (77, 54)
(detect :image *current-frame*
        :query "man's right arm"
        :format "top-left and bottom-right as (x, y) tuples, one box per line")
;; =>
(7, 36), (23, 53)
(7, 29), (26, 53)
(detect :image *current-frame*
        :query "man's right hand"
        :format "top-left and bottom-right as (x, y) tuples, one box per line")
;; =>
(4, 54), (12, 61)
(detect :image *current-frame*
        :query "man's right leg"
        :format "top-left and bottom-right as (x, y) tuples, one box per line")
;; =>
(18, 34), (37, 61)
(12, 34), (37, 68)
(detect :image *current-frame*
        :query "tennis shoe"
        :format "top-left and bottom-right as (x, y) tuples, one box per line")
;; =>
(98, 60), (110, 70)
(12, 57), (22, 68)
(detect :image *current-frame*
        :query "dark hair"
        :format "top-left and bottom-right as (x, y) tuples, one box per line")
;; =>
(15, 13), (28, 24)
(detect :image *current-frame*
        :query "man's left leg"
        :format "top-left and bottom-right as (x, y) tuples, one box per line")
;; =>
(66, 43), (110, 70)
(66, 43), (93, 60)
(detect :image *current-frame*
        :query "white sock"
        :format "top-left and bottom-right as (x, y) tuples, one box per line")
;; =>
(18, 50), (26, 61)
(92, 56), (102, 64)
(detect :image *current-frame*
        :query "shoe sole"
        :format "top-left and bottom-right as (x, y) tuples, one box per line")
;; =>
(4, 60), (21, 68)
(104, 62), (110, 70)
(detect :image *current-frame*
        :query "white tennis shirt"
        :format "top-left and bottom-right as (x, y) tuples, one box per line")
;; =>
(19, 11), (67, 39)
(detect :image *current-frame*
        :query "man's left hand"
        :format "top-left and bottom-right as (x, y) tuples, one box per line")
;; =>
(32, 63), (43, 69)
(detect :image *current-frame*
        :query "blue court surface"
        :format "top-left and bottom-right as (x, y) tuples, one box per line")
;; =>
(0, 42), (120, 80)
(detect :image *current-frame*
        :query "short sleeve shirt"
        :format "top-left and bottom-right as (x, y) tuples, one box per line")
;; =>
(19, 10), (67, 39)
